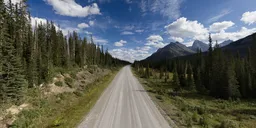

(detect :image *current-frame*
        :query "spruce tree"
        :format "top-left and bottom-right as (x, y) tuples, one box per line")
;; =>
(1, 27), (27, 103)
(172, 66), (180, 92)
(145, 64), (150, 78)
(187, 63), (195, 89)
(226, 61), (240, 99)
(195, 68), (205, 93)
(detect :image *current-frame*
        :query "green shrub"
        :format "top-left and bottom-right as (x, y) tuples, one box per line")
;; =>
(192, 112), (200, 122)
(186, 116), (193, 127)
(70, 72), (77, 78)
(197, 106), (206, 115)
(199, 115), (210, 127)
(219, 120), (237, 128)
(155, 95), (163, 101)
(65, 77), (74, 88)
(74, 91), (83, 97)
(55, 81), (63, 87)
(53, 118), (63, 127)
(12, 109), (40, 128)
(181, 104), (188, 112)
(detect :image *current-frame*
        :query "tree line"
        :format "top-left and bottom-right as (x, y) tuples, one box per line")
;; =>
(0, 1), (129, 104)
(134, 33), (256, 100)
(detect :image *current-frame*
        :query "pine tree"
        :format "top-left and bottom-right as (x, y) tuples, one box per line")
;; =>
(172, 66), (180, 92)
(187, 63), (195, 89)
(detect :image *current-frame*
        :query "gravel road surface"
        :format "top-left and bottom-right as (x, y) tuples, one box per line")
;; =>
(78, 66), (171, 128)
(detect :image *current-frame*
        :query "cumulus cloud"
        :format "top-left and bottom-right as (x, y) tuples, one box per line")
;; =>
(194, 27), (256, 43)
(140, 0), (183, 19)
(121, 31), (134, 35)
(44, 0), (101, 17)
(61, 27), (80, 36)
(114, 40), (127, 47)
(170, 37), (184, 43)
(241, 11), (256, 25)
(165, 17), (208, 38)
(89, 21), (95, 26)
(78, 23), (89, 29)
(109, 47), (151, 63)
(209, 21), (234, 32)
(145, 35), (168, 48)
(31, 17), (48, 28)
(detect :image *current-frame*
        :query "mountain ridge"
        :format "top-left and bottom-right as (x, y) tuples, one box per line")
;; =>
(144, 42), (195, 62)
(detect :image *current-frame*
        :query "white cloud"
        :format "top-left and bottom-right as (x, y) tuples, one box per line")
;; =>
(61, 27), (80, 36)
(92, 36), (108, 45)
(207, 9), (232, 23)
(194, 27), (256, 43)
(121, 31), (134, 35)
(145, 35), (168, 48)
(140, 0), (183, 19)
(135, 29), (144, 33)
(78, 23), (89, 29)
(123, 25), (135, 31)
(109, 47), (151, 63)
(165, 17), (208, 38)
(114, 40), (127, 47)
(31, 17), (48, 28)
(212, 27), (256, 42)
(183, 40), (194, 47)
(4, 0), (22, 4)
(44, 0), (101, 17)
(241, 11), (256, 25)
(89, 21), (95, 26)
(170, 37), (184, 43)
(209, 21), (234, 32)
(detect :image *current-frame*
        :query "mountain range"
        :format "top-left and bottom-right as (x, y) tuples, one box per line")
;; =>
(141, 33), (255, 63)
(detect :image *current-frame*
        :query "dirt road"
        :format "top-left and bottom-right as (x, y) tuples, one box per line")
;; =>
(78, 66), (171, 128)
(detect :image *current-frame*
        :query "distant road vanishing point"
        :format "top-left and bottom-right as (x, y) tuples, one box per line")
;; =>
(78, 66), (171, 128)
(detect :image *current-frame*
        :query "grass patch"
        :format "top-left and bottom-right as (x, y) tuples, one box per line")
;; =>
(55, 81), (63, 87)
(64, 77), (74, 88)
(11, 68), (119, 128)
(132, 68), (256, 128)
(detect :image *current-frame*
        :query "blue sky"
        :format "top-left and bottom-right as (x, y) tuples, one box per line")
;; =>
(9, 0), (256, 62)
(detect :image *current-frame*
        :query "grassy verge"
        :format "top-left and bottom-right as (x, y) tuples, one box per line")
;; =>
(11, 68), (119, 128)
(132, 68), (256, 128)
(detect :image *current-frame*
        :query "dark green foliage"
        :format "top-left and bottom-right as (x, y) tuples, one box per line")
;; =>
(1, 27), (27, 103)
(145, 64), (150, 78)
(159, 67), (163, 79)
(186, 63), (195, 89)
(133, 33), (256, 100)
(172, 66), (180, 92)
(0, 1), (129, 104)
(65, 77), (74, 88)
(55, 81), (63, 87)
(226, 61), (241, 99)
